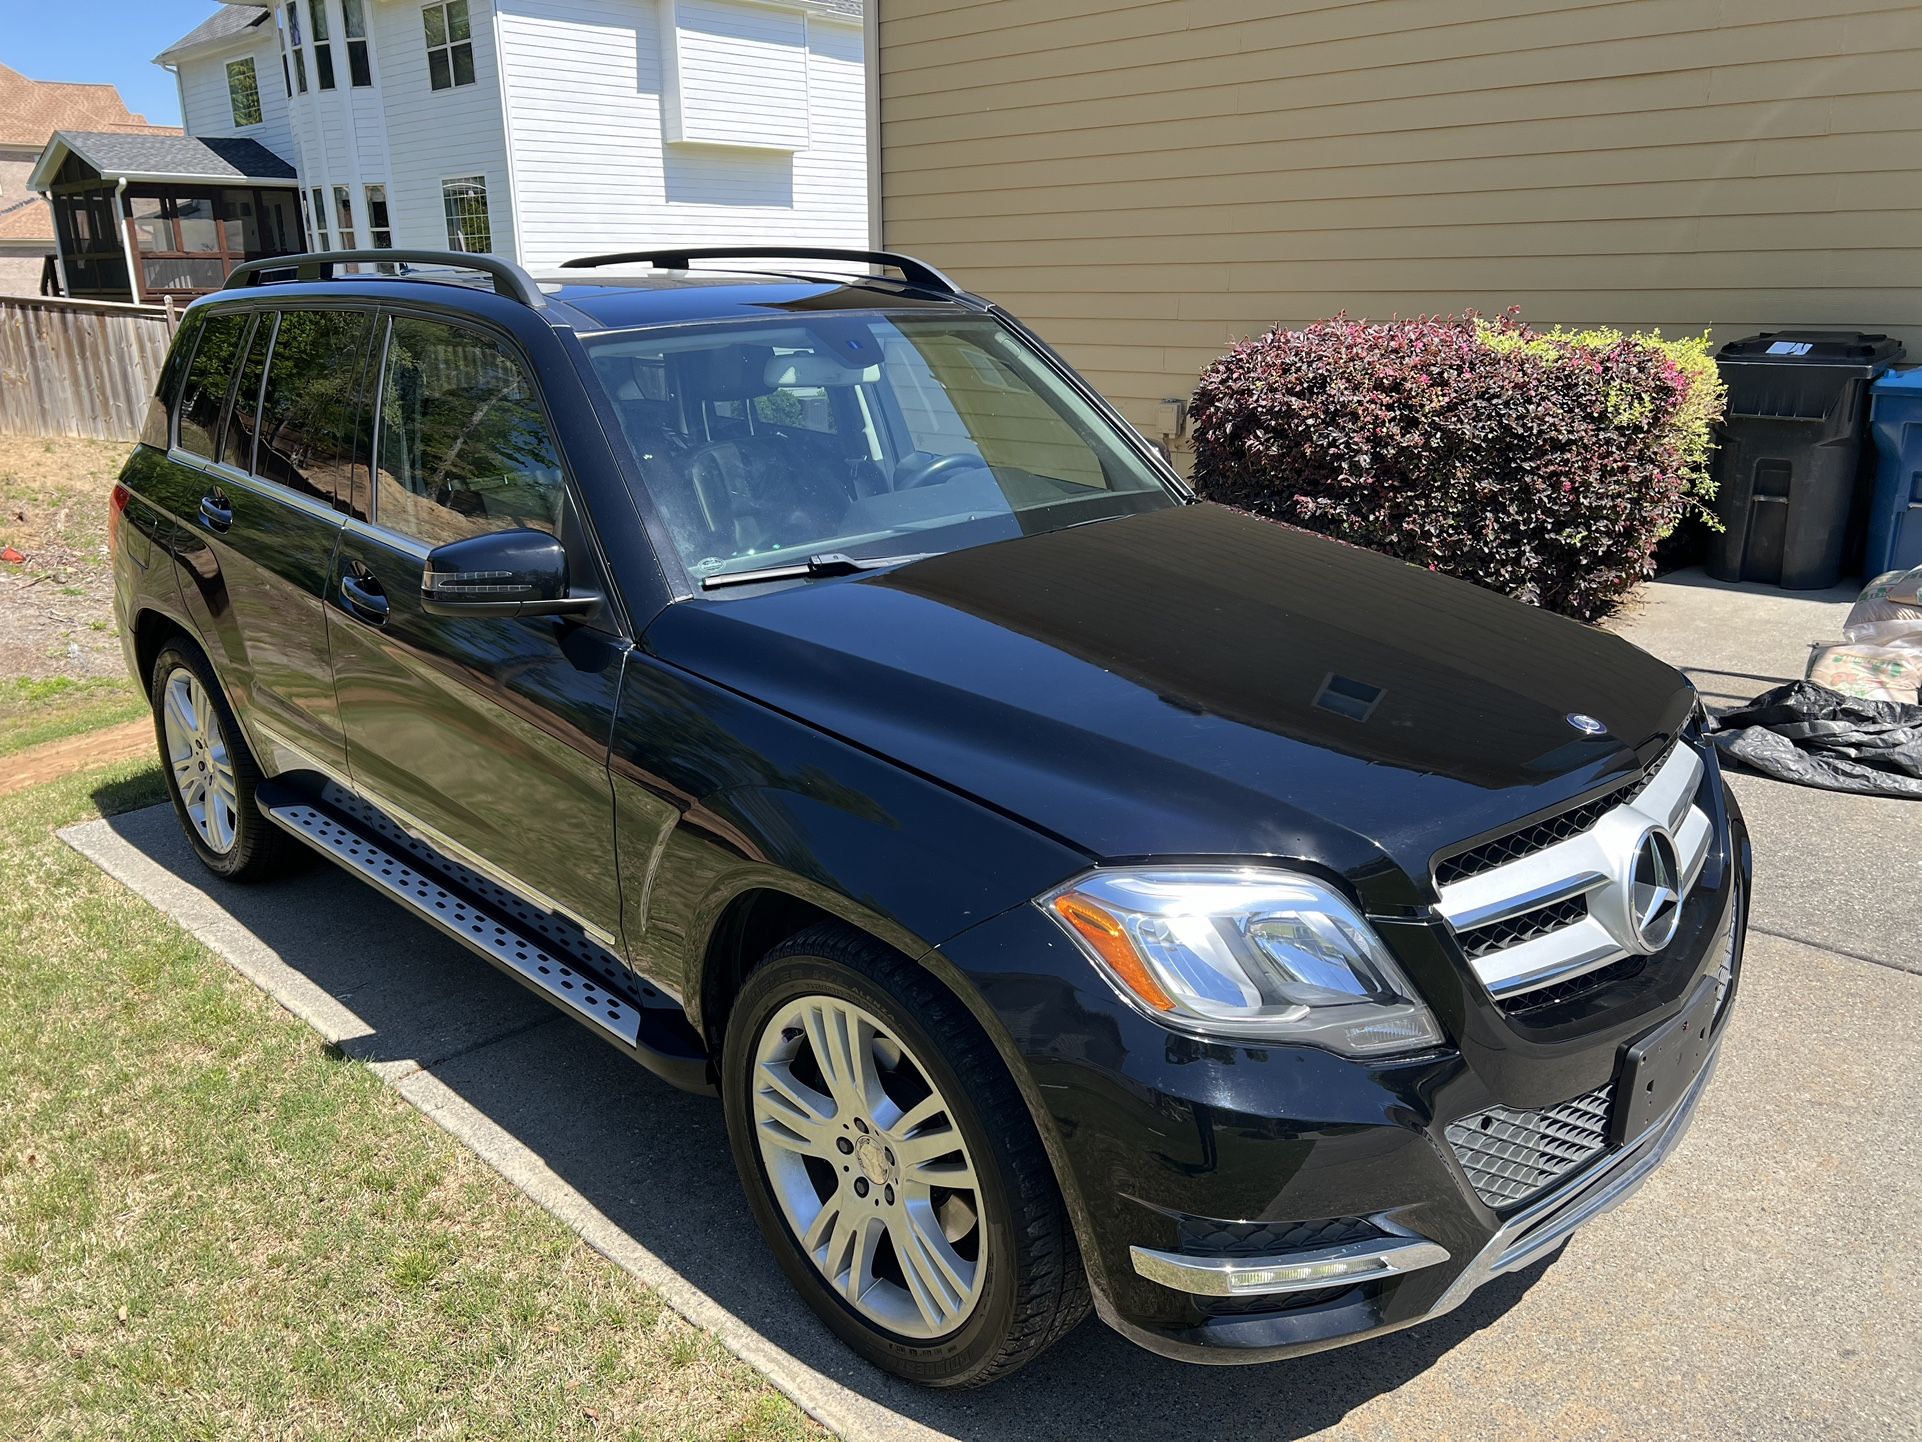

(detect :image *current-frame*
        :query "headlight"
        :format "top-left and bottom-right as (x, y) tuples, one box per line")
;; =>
(1040, 867), (1444, 1057)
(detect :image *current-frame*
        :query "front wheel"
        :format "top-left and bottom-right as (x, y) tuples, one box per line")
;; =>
(722, 925), (1089, 1387)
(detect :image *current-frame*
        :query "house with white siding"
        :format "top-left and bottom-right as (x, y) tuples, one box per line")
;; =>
(31, 0), (866, 301)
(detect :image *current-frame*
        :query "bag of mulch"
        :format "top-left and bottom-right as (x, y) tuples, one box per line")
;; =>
(1846, 569), (1922, 639)
(1709, 681), (1922, 798)
(1807, 641), (1922, 703)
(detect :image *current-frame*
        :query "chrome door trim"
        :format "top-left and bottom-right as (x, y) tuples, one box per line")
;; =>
(168, 449), (347, 529)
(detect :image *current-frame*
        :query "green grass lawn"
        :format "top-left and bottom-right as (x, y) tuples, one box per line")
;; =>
(0, 760), (816, 1442)
(1, 676), (147, 757)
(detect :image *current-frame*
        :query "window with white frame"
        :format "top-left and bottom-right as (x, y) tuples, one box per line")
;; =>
(442, 176), (490, 253)
(364, 184), (392, 249)
(332, 186), (357, 249)
(308, 0), (337, 89)
(284, 2), (308, 93)
(343, 0), (373, 85)
(227, 58), (263, 126)
(423, 1), (476, 90)
(309, 186), (329, 248)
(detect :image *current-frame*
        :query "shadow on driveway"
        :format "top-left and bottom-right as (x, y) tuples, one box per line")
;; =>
(77, 801), (1552, 1442)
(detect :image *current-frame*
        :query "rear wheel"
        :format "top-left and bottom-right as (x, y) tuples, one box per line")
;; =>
(722, 924), (1089, 1387)
(149, 642), (294, 882)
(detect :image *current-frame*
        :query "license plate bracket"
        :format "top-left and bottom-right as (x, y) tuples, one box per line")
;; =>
(1612, 982), (1719, 1144)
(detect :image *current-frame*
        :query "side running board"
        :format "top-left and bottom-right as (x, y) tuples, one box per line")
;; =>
(268, 802), (644, 1045)
(260, 798), (714, 1078)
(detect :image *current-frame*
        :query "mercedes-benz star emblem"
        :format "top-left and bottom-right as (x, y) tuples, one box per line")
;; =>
(1628, 828), (1683, 952)
(1566, 713), (1607, 735)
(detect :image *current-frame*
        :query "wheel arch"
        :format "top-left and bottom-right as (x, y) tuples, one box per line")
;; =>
(132, 607), (201, 694)
(691, 875), (936, 1053)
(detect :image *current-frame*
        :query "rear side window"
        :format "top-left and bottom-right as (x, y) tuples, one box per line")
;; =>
(223, 313), (271, 473)
(373, 316), (564, 546)
(174, 310), (251, 459)
(254, 308), (374, 505)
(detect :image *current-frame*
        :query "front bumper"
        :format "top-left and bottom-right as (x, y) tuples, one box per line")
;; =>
(1105, 1024), (1723, 1363)
(929, 784), (1749, 1365)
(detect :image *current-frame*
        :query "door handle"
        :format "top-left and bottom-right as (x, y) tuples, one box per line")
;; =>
(339, 571), (390, 624)
(198, 494), (233, 532)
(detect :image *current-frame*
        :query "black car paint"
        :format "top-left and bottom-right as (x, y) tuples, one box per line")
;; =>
(114, 269), (1748, 1367)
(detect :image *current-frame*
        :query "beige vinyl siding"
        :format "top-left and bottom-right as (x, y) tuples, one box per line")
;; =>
(877, 0), (1922, 447)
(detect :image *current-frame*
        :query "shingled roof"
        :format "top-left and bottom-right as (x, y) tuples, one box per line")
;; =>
(32, 131), (296, 189)
(155, 5), (273, 64)
(0, 61), (170, 149)
(0, 64), (182, 247)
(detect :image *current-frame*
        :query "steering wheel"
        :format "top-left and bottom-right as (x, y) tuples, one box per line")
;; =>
(894, 450), (992, 491)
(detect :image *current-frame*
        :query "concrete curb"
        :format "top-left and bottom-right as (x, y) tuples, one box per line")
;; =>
(60, 809), (946, 1442)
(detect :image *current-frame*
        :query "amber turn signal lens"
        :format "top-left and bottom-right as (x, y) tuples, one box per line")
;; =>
(1050, 893), (1176, 1011)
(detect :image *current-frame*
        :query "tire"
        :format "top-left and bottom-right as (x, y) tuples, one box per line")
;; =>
(722, 923), (1090, 1388)
(149, 640), (296, 883)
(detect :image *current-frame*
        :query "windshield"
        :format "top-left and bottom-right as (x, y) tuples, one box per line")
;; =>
(581, 311), (1178, 583)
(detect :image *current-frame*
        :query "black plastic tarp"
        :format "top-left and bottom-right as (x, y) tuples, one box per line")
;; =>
(1709, 681), (1922, 798)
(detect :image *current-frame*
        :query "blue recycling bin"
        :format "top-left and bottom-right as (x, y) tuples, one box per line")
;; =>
(1866, 367), (1922, 577)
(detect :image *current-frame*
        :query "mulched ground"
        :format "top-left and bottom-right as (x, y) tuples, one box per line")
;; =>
(1, 435), (132, 686)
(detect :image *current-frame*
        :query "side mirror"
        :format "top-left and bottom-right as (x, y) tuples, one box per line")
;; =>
(1134, 427), (1174, 465)
(421, 528), (601, 619)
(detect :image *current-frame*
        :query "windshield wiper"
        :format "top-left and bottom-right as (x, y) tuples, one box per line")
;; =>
(699, 551), (938, 590)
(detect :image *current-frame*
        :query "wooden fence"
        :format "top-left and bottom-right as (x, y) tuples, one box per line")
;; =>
(0, 295), (176, 442)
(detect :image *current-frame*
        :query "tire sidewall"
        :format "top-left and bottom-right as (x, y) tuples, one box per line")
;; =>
(722, 950), (1029, 1386)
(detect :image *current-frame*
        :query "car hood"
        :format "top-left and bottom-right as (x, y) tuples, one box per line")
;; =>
(643, 504), (1692, 908)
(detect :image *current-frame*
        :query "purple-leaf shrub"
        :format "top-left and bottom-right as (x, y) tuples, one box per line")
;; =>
(1188, 313), (1712, 622)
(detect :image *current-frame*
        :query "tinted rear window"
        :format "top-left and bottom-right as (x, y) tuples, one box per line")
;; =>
(254, 308), (374, 504)
(174, 310), (251, 460)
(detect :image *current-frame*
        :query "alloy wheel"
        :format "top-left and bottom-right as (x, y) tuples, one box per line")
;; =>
(750, 994), (989, 1339)
(161, 666), (239, 854)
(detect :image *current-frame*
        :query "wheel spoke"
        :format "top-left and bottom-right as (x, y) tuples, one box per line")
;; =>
(186, 677), (209, 742)
(754, 1062), (840, 1155)
(163, 682), (193, 741)
(801, 1190), (848, 1256)
(889, 1209), (967, 1330)
(829, 1212), (886, 1308)
(209, 789), (236, 850)
(903, 1200), (974, 1297)
(897, 1127), (976, 1193)
(803, 1001), (876, 1114)
(874, 1089), (944, 1139)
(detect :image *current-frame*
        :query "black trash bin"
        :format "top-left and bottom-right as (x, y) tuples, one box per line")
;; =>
(1707, 330), (1903, 590)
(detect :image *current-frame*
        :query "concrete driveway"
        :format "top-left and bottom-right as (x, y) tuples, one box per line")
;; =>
(64, 568), (1922, 1441)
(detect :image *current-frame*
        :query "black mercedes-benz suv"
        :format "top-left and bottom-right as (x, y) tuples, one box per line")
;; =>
(110, 246), (1748, 1389)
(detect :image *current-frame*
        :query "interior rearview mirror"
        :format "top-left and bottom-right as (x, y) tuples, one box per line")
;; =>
(421, 528), (601, 619)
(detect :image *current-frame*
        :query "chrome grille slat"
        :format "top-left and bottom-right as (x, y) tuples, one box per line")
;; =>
(1434, 743), (1713, 1003)
(1445, 1085), (1615, 1208)
(1433, 742), (1673, 887)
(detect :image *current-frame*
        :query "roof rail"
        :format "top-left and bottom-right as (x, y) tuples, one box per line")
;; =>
(559, 246), (960, 296)
(223, 250), (546, 307)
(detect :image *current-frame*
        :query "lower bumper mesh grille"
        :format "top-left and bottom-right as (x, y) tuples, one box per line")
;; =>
(1445, 1085), (1615, 1209)
(1175, 1214), (1382, 1257)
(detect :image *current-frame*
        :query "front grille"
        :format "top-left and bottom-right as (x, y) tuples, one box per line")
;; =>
(1445, 1084), (1615, 1209)
(1435, 743), (1672, 887)
(1432, 741), (1713, 1005)
(1175, 1214), (1382, 1258)
(1456, 896), (1589, 960)
(1498, 955), (1645, 1015)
